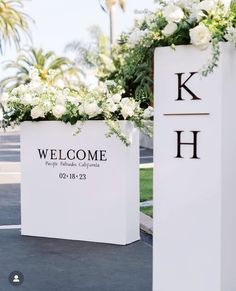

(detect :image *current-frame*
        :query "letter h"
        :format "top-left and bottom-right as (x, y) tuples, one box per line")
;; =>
(175, 131), (200, 159)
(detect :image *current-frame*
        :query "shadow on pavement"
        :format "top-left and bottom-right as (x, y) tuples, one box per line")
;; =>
(0, 182), (152, 291)
(0, 184), (20, 225)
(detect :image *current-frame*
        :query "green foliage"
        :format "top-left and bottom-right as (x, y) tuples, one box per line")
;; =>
(0, 0), (32, 53)
(101, 0), (236, 107)
(141, 206), (153, 217)
(0, 47), (83, 91)
(65, 26), (114, 79)
(140, 168), (153, 202)
(1, 68), (153, 145)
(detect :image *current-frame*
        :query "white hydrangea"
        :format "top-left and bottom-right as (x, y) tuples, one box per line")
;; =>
(128, 28), (148, 47)
(66, 95), (80, 105)
(56, 94), (66, 106)
(193, 0), (217, 20)
(78, 104), (85, 116)
(42, 100), (53, 112)
(29, 80), (42, 91)
(197, 0), (216, 13)
(120, 98), (137, 119)
(143, 106), (154, 119)
(0, 67), (153, 145)
(54, 79), (65, 89)
(21, 94), (33, 105)
(17, 84), (28, 94)
(31, 97), (40, 106)
(224, 26), (236, 43)
(47, 86), (57, 95)
(11, 88), (18, 95)
(174, 0), (200, 10)
(29, 67), (40, 81)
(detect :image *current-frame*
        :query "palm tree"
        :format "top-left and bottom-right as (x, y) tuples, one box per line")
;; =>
(0, 47), (84, 90)
(65, 26), (113, 79)
(99, 0), (125, 46)
(0, 0), (32, 53)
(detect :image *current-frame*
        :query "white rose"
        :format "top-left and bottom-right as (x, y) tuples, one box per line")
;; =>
(29, 67), (40, 81)
(21, 94), (32, 105)
(43, 100), (53, 112)
(174, 0), (196, 10)
(31, 106), (45, 119)
(189, 23), (211, 49)
(31, 97), (40, 106)
(197, 0), (216, 13)
(78, 105), (84, 116)
(52, 104), (66, 119)
(120, 98), (136, 119)
(163, 4), (185, 23)
(83, 101), (102, 118)
(111, 93), (122, 103)
(54, 79), (65, 89)
(66, 95), (80, 105)
(56, 94), (66, 105)
(128, 28), (148, 47)
(18, 84), (27, 94)
(143, 106), (154, 119)
(162, 22), (178, 37)
(107, 101), (118, 113)
(29, 81), (41, 91)
(47, 86), (57, 94)
(11, 88), (18, 95)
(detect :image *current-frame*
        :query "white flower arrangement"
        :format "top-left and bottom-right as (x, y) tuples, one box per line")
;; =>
(123, 0), (236, 76)
(0, 68), (153, 146)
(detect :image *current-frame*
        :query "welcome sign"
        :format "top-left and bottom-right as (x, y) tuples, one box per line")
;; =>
(21, 121), (139, 245)
(153, 44), (236, 291)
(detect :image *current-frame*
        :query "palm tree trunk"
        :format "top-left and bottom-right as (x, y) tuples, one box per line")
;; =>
(109, 4), (115, 50)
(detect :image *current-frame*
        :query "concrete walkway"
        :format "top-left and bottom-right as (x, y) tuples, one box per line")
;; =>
(0, 130), (153, 291)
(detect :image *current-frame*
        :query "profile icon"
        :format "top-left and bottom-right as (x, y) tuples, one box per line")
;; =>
(13, 274), (20, 283)
(8, 271), (24, 286)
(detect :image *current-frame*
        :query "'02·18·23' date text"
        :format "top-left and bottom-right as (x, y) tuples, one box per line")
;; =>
(59, 173), (87, 180)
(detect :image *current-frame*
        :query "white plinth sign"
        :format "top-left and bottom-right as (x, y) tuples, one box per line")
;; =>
(153, 43), (236, 291)
(21, 121), (140, 245)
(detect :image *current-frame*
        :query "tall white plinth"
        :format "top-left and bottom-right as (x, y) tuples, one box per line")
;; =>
(153, 43), (236, 291)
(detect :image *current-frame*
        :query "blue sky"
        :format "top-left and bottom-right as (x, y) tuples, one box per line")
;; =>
(3, 0), (156, 62)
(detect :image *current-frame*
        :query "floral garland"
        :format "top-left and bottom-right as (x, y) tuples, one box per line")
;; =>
(106, 0), (236, 107)
(0, 68), (153, 146)
(127, 0), (236, 75)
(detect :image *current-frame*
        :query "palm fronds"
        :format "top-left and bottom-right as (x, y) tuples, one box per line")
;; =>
(0, 47), (84, 90)
(0, 0), (32, 53)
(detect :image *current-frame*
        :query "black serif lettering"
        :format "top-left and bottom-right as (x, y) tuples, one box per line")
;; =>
(175, 72), (201, 101)
(175, 130), (200, 159)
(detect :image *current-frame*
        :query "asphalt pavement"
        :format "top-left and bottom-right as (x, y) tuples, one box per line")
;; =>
(0, 130), (153, 291)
